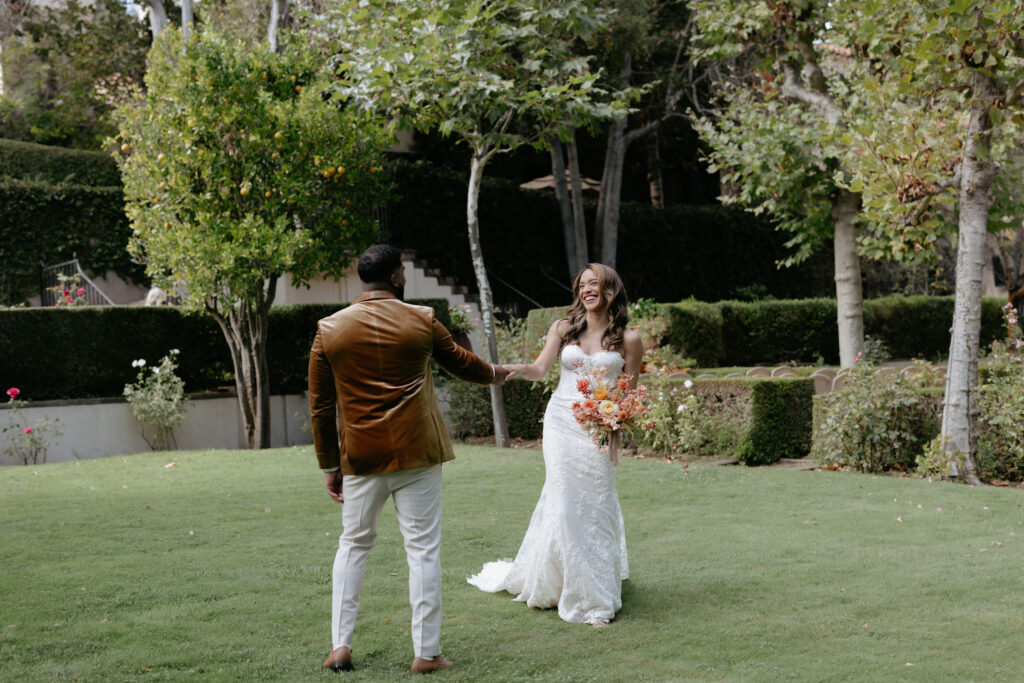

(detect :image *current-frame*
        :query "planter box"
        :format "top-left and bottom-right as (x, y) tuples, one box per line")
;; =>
(0, 393), (311, 465)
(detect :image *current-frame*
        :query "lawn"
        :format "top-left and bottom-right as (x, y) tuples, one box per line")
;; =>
(2, 446), (1024, 681)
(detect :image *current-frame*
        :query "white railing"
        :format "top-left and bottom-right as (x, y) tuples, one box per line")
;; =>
(40, 259), (115, 307)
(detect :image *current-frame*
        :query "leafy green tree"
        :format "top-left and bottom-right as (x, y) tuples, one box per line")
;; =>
(690, 0), (875, 368)
(322, 0), (623, 446)
(113, 28), (391, 448)
(0, 0), (150, 149)
(836, 0), (1024, 479)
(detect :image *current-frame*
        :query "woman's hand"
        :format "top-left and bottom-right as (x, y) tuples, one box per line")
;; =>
(505, 363), (528, 379)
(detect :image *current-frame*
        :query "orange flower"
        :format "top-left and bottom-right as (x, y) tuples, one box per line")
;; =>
(593, 388), (609, 401)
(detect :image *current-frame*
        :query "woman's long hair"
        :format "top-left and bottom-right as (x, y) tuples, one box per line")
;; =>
(561, 263), (629, 351)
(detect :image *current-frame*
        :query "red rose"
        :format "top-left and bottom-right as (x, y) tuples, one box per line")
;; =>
(6, 387), (19, 399)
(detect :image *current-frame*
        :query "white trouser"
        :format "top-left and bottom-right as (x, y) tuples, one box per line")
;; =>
(331, 464), (443, 657)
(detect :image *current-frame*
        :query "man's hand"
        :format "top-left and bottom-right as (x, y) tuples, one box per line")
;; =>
(491, 364), (510, 386)
(324, 470), (344, 503)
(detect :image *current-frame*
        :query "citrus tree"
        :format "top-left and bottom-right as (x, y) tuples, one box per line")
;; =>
(113, 28), (390, 448)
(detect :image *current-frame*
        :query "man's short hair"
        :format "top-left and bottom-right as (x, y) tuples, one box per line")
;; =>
(357, 244), (402, 284)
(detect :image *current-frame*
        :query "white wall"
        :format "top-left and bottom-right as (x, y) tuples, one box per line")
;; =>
(0, 393), (311, 466)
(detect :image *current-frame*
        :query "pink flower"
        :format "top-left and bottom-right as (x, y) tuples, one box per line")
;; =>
(65, 297), (72, 304)
(6, 387), (19, 399)
(76, 288), (85, 296)
(24, 427), (32, 434)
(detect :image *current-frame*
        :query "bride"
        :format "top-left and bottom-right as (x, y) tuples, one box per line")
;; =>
(468, 263), (643, 627)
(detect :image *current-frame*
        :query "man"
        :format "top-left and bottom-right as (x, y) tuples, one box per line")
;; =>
(308, 244), (508, 674)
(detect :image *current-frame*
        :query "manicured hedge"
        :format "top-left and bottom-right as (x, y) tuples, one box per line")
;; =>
(0, 138), (121, 186)
(739, 378), (815, 465)
(526, 295), (1006, 368)
(0, 300), (451, 401)
(0, 178), (143, 305)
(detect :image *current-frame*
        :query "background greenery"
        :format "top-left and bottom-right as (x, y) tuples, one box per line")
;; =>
(0, 301), (452, 401)
(4, 446), (1024, 681)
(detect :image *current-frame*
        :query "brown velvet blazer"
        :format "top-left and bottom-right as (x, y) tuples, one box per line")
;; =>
(308, 290), (494, 475)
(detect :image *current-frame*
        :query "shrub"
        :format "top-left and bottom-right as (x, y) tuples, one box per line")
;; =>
(976, 302), (1024, 481)
(122, 350), (191, 451)
(639, 378), (750, 457)
(811, 363), (943, 472)
(1, 387), (63, 465)
(739, 378), (815, 465)
(638, 376), (813, 465)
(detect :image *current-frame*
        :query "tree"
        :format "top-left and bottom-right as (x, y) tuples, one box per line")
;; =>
(690, 0), (872, 367)
(836, 0), (1024, 480)
(322, 0), (623, 446)
(0, 0), (150, 148)
(590, 0), (690, 270)
(113, 28), (391, 448)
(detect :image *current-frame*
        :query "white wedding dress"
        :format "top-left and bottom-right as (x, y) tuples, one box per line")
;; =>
(468, 344), (629, 624)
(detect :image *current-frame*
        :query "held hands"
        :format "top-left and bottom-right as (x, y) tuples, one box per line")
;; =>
(504, 363), (527, 380)
(491, 364), (511, 386)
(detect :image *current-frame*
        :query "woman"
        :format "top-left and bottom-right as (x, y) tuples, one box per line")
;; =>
(467, 264), (643, 626)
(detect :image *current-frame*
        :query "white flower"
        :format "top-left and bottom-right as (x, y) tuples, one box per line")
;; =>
(170, 348), (180, 355)
(684, 379), (694, 388)
(676, 404), (686, 413)
(132, 359), (146, 368)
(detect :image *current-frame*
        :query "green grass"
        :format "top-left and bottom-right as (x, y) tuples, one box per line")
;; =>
(3, 447), (1024, 681)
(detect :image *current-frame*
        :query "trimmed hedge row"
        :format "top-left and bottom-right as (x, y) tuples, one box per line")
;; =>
(0, 178), (144, 305)
(558, 295), (1005, 368)
(0, 138), (122, 186)
(0, 300), (452, 401)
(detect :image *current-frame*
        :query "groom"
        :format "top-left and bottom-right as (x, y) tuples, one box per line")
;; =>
(308, 244), (508, 674)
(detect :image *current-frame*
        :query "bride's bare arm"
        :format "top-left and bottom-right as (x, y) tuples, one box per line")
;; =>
(622, 329), (644, 389)
(505, 319), (566, 381)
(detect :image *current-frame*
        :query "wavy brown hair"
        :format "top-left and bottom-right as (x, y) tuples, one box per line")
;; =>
(560, 263), (630, 352)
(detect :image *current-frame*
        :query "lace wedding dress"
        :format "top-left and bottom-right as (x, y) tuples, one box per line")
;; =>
(468, 344), (629, 624)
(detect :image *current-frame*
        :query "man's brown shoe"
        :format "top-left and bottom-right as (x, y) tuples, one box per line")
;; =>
(410, 655), (452, 674)
(324, 646), (354, 672)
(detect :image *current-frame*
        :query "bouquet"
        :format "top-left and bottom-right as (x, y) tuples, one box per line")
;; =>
(571, 366), (655, 448)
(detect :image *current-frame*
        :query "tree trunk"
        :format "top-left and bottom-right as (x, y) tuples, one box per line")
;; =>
(596, 115), (627, 269)
(181, 0), (194, 39)
(548, 135), (578, 278)
(209, 280), (275, 449)
(832, 189), (865, 367)
(647, 130), (665, 209)
(566, 132), (589, 272)
(941, 70), (998, 484)
(267, 0), (290, 53)
(467, 147), (510, 448)
(147, 0), (169, 42)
